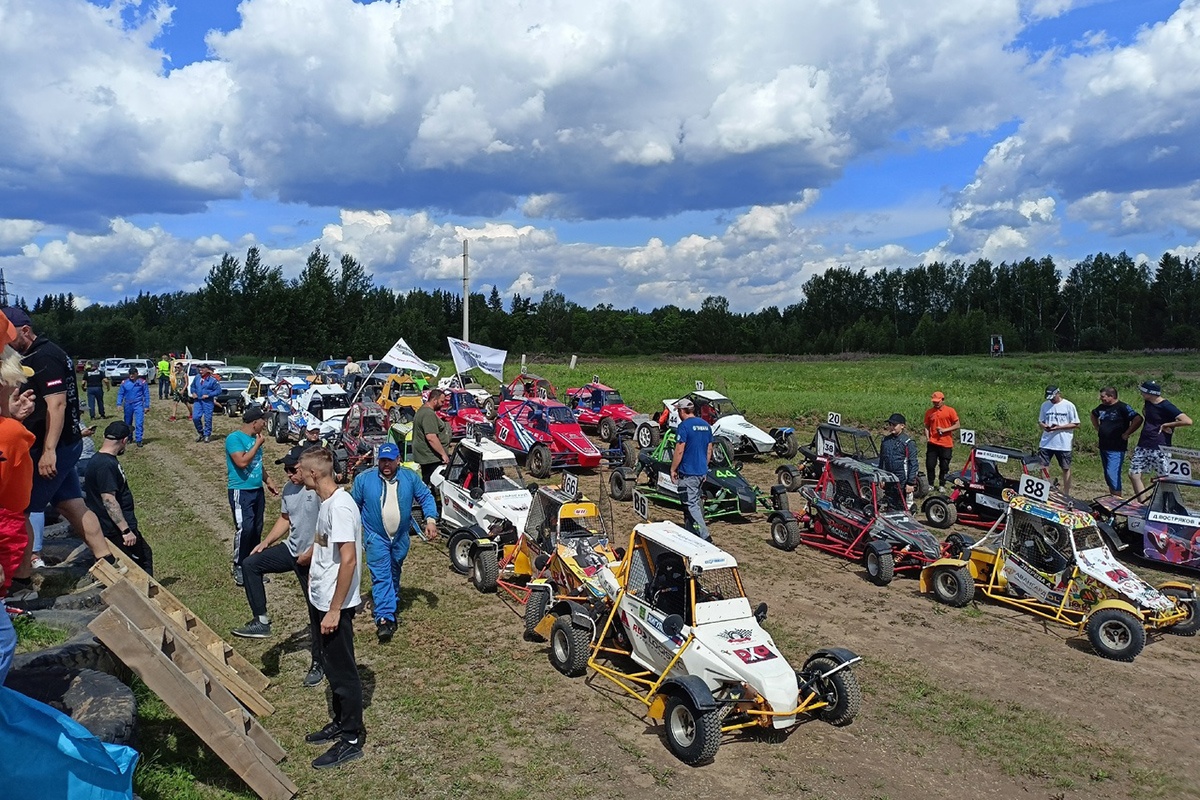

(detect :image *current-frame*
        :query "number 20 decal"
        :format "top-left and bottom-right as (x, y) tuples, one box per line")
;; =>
(827, 412), (842, 426)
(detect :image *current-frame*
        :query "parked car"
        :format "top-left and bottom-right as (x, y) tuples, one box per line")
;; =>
(214, 366), (255, 416)
(107, 358), (156, 381)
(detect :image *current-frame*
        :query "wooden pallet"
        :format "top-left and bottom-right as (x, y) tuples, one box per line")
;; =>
(90, 551), (273, 716)
(89, 580), (298, 800)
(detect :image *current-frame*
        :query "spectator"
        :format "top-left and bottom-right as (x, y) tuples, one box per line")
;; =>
(1090, 387), (1142, 497)
(225, 405), (280, 586)
(83, 421), (153, 575)
(296, 447), (365, 770)
(2, 307), (115, 573)
(26, 421), (97, 571)
(0, 330), (36, 606)
(1038, 386), (1081, 497)
(115, 367), (150, 448)
(304, 420), (324, 447)
(190, 364), (221, 443)
(880, 413), (919, 510)
(156, 354), (171, 400)
(669, 398), (713, 541)
(412, 389), (450, 485)
(922, 391), (960, 492)
(232, 445), (325, 689)
(80, 361), (109, 420)
(342, 356), (362, 395)
(350, 442), (438, 643)
(1130, 380), (1193, 494)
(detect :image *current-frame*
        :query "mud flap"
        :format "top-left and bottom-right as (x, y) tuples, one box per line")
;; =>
(649, 674), (717, 720)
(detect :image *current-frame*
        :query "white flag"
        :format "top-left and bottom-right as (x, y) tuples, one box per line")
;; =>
(447, 337), (506, 382)
(184, 346), (193, 360)
(381, 337), (440, 376)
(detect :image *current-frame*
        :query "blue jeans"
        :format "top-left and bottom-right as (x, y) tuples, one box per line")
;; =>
(0, 603), (15, 684)
(123, 404), (145, 443)
(677, 474), (711, 541)
(193, 400), (214, 436)
(86, 386), (105, 418)
(1100, 449), (1126, 494)
(364, 527), (411, 623)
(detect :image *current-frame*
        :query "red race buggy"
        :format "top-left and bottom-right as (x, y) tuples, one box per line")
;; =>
(921, 444), (1050, 530)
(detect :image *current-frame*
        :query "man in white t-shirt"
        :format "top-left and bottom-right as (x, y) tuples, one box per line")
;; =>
(297, 447), (364, 770)
(1038, 385), (1081, 497)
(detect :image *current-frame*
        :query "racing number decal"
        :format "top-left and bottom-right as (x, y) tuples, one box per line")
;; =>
(497, 425), (509, 442)
(1166, 458), (1193, 479)
(732, 645), (778, 665)
(821, 439), (836, 457)
(538, 387), (549, 399)
(1018, 474), (1052, 501)
(960, 429), (976, 445)
(632, 489), (649, 520)
(827, 411), (842, 426)
(561, 471), (578, 498)
(695, 381), (704, 391)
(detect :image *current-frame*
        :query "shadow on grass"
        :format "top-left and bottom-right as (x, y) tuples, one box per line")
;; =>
(260, 628), (315, 678)
(399, 586), (439, 612)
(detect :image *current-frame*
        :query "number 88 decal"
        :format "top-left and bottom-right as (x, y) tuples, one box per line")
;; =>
(1019, 474), (1050, 500)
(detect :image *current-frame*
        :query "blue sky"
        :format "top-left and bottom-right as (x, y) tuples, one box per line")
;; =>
(3, 0), (1199, 312)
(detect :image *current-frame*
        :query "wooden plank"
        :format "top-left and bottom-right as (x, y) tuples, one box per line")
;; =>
(90, 552), (270, 694)
(99, 579), (274, 717)
(89, 607), (297, 800)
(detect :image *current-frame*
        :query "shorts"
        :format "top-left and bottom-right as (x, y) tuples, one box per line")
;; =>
(0, 510), (29, 594)
(1038, 448), (1072, 470)
(26, 440), (84, 513)
(1130, 447), (1168, 476)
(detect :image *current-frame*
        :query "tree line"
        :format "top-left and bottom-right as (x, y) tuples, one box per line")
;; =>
(16, 247), (1200, 360)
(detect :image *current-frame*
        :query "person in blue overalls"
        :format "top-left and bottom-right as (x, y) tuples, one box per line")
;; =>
(350, 443), (439, 644)
(190, 364), (222, 443)
(115, 367), (151, 447)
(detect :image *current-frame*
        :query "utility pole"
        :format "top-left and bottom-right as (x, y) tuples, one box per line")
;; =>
(462, 239), (469, 341)
(0, 268), (8, 307)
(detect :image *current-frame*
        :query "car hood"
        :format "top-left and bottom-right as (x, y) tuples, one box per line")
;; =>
(869, 514), (943, 558)
(1076, 546), (1176, 612)
(480, 489), (533, 529)
(549, 426), (600, 456)
(691, 613), (798, 719)
(713, 416), (775, 448)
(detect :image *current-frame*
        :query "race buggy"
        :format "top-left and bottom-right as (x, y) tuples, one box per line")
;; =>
(922, 443), (1049, 530)
(608, 431), (769, 521)
(263, 377), (309, 440)
(1091, 474), (1200, 573)
(533, 520), (862, 765)
(332, 401), (391, 480)
(661, 389), (798, 460)
(494, 397), (635, 478)
(500, 372), (558, 401)
(377, 373), (426, 424)
(270, 383), (351, 444)
(566, 378), (659, 447)
(922, 491), (1200, 661)
(435, 388), (492, 440)
(777, 420), (932, 499)
(430, 435), (534, 575)
(438, 373), (496, 418)
(768, 457), (948, 585)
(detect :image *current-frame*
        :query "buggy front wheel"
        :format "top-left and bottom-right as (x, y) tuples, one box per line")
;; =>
(864, 548), (895, 586)
(447, 530), (475, 575)
(597, 417), (617, 443)
(773, 432), (799, 460)
(636, 423), (660, 450)
(769, 517), (801, 551)
(524, 587), (553, 642)
(548, 615), (591, 677)
(924, 496), (957, 529)
(527, 444), (552, 478)
(1161, 587), (1200, 636)
(662, 693), (722, 765)
(1086, 608), (1146, 661)
(804, 657), (862, 727)
(930, 564), (974, 607)
(609, 468), (634, 501)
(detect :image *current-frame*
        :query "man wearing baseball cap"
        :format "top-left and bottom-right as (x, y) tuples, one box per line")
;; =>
(670, 397), (713, 541)
(923, 391), (960, 492)
(880, 413), (919, 510)
(226, 404), (280, 586)
(232, 444), (326, 688)
(349, 441), (439, 643)
(190, 363), (222, 443)
(83, 421), (153, 574)
(1130, 380), (1192, 494)
(1038, 386), (1080, 497)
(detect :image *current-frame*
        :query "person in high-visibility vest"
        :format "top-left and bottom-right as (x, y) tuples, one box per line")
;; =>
(156, 355), (171, 400)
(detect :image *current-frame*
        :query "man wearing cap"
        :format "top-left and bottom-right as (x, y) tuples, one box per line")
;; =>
(115, 367), (151, 447)
(670, 398), (713, 541)
(83, 421), (153, 574)
(81, 361), (109, 420)
(226, 405), (280, 586)
(232, 444), (326, 688)
(923, 392), (960, 492)
(1130, 380), (1192, 494)
(190, 364), (222, 443)
(156, 355), (171, 400)
(350, 441), (439, 642)
(2, 307), (115, 568)
(1038, 386), (1081, 497)
(880, 413), (919, 510)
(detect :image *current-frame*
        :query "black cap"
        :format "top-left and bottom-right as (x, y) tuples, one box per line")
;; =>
(886, 413), (906, 425)
(1139, 380), (1163, 396)
(1045, 385), (1060, 399)
(2, 307), (32, 327)
(275, 445), (307, 467)
(104, 421), (132, 440)
(243, 405), (265, 423)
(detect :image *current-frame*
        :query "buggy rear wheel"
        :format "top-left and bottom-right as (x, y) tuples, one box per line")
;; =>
(773, 432), (799, 460)
(470, 549), (499, 593)
(663, 692), (721, 766)
(620, 439), (637, 468)
(775, 466), (798, 491)
(447, 530), (475, 575)
(528, 444), (552, 478)
(548, 615), (591, 677)
(769, 517), (802, 552)
(1161, 588), (1200, 636)
(274, 412), (289, 443)
(597, 417), (617, 443)
(609, 468), (634, 501)
(930, 564), (974, 607)
(864, 548), (895, 586)
(944, 532), (974, 559)
(483, 396), (497, 419)
(636, 423), (660, 450)
(266, 412), (277, 437)
(524, 587), (552, 642)
(804, 657), (862, 727)
(915, 473), (931, 499)
(924, 496), (957, 529)
(1086, 608), (1146, 661)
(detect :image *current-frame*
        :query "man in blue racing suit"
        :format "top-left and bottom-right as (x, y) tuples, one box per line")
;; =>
(115, 367), (151, 447)
(190, 364), (222, 443)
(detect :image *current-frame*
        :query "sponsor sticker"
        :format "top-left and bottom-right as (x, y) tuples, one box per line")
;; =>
(975, 449), (1009, 463)
(1148, 511), (1200, 527)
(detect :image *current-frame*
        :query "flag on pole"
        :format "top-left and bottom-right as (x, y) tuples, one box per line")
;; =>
(381, 337), (440, 376)
(184, 346), (193, 360)
(447, 337), (506, 382)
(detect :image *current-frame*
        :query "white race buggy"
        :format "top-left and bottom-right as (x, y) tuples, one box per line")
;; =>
(661, 388), (798, 460)
(535, 520), (862, 765)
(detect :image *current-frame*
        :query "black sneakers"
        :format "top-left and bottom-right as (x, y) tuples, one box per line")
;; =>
(304, 721), (343, 744)
(311, 736), (363, 770)
(195, 434), (204, 443)
(302, 663), (325, 688)
(376, 619), (397, 643)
